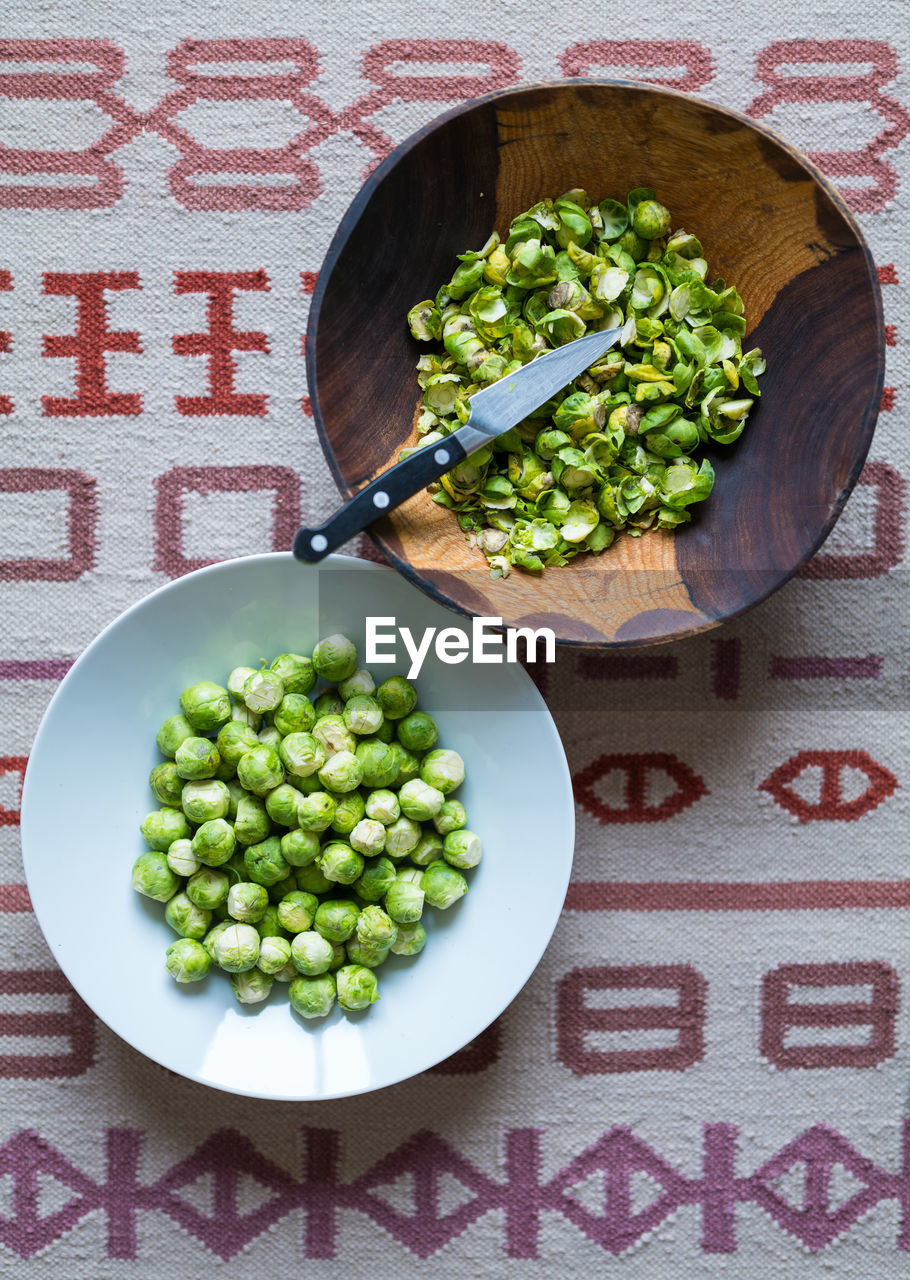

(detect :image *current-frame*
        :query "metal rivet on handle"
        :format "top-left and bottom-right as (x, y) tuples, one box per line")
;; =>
(373, 491), (390, 509)
(434, 449), (450, 465)
(311, 534), (328, 552)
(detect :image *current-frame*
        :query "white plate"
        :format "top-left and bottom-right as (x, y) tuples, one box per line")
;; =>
(21, 553), (574, 1100)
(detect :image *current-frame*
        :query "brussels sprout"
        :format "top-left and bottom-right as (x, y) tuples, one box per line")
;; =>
(385, 877), (425, 924)
(376, 676), (417, 720)
(191, 818), (236, 867)
(186, 866), (230, 910)
(229, 968), (273, 1004)
(216, 721), (260, 769)
(179, 681), (231, 731)
(254, 904), (285, 939)
(631, 197), (671, 241)
(234, 793), (271, 846)
(228, 666), (257, 698)
(342, 695), (384, 737)
(313, 689), (344, 719)
(242, 669), (284, 714)
(314, 898), (360, 942)
(273, 694), (316, 736)
(338, 669), (376, 700)
(167, 838), (199, 878)
(349, 817), (386, 857)
(174, 736), (219, 781)
(355, 904), (397, 950)
(330, 790), (366, 836)
(419, 749), (465, 795)
(265, 783), (302, 828)
(353, 855), (397, 902)
(443, 828), (483, 869)
(311, 714), (355, 758)
(433, 799), (467, 836)
(270, 652), (316, 695)
(201, 918), (233, 959)
(387, 744), (420, 790)
(337, 965), (380, 1009)
(277, 891), (318, 933)
(396, 711), (438, 753)
(289, 973), (336, 1019)
(319, 841), (365, 885)
(318, 750), (363, 794)
(280, 827), (321, 867)
(230, 703), (261, 730)
(165, 937), (212, 983)
(421, 860), (468, 908)
(227, 881), (269, 923)
(291, 930), (334, 976)
(398, 778), (445, 822)
(298, 791), (336, 832)
(410, 830), (445, 866)
(132, 851), (180, 902)
(156, 714), (194, 758)
(244, 836), (290, 887)
(181, 779), (231, 823)
(211, 922), (260, 972)
(312, 634), (358, 683)
(383, 816), (422, 859)
(364, 789), (400, 825)
(279, 732), (325, 778)
(355, 739), (399, 788)
(296, 862), (333, 895)
(164, 892), (211, 939)
(237, 744), (283, 796)
(390, 922), (427, 957)
(140, 808), (191, 852)
(149, 761), (184, 807)
(258, 935), (292, 975)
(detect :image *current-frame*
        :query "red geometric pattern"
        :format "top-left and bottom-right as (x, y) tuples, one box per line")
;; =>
(0, 1122), (908, 1259)
(0, 38), (904, 212)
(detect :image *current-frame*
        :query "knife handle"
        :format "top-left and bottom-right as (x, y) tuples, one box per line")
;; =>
(293, 434), (469, 562)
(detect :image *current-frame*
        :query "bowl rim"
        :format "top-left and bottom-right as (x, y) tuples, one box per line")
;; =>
(20, 551), (576, 1100)
(306, 77), (885, 649)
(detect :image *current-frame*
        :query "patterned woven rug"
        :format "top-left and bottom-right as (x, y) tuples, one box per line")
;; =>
(1, 2), (908, 1274)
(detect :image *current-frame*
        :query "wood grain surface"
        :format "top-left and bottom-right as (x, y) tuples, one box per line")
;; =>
(307, 81), (884, 646)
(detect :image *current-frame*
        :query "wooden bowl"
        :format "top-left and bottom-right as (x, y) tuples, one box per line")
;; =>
(307, 81), (884, 645)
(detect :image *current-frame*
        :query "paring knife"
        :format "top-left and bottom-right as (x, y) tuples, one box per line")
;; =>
(293, 325), (624, 562)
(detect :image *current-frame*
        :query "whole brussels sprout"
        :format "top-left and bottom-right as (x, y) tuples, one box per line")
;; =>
(353, 856), (396, 902)
(277, 891), (318, 933)
(273, 694), (316, 736)
(243, 836), (290, 887)
(165, 892), (211, 939)
(211, 922), (260, 972)
(149, 761), (184, 807)
(270, 652), (316, 695)
(156, 714), (194, 758)
(396, 711), (438, 753)
(165, 938), (212, 983)
(140, 808), (191, 852)
(279, 732), (325, 778)
(174, 736), (220, 781)
(419, 749), (465, 795)
(179, 681), (231, 732)
(186, 866), (230, 910)
(131, 851), (180, 902)
(229, 968), (273, 1004)
(227, 881), (270, 923)
(330, 790), (366, 836)
(291, 930), (335, 976)
(288, 973), (336, 1018)
(181, 779), (231, 823)
(216, 721), (260, 770)
(318, 750), (363, 794)
(234, 793), (271, 846)
(336, 964), (380, 1009)
(280, 827), (321, 867)
(398, 778), (445, 822)
(312, 634), (358, 683)
(236, 744), (283, 796)
(376, 676), (417, 720)
(191, 817), (236, 867)
(354, 739), (399, 789)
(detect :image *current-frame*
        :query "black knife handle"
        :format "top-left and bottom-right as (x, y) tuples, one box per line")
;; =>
(293, 435), (470, 562)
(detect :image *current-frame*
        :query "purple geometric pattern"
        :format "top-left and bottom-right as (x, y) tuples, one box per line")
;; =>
(0, 1123), (907, 1260)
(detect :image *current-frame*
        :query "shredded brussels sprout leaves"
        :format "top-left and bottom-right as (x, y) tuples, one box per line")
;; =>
(406, 188), (766, 578)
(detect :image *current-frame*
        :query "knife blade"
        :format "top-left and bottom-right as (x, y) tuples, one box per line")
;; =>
(293, 325), (624, 563)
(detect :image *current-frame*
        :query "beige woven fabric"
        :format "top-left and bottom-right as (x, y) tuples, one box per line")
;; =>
(0, 1), (908, 1273)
